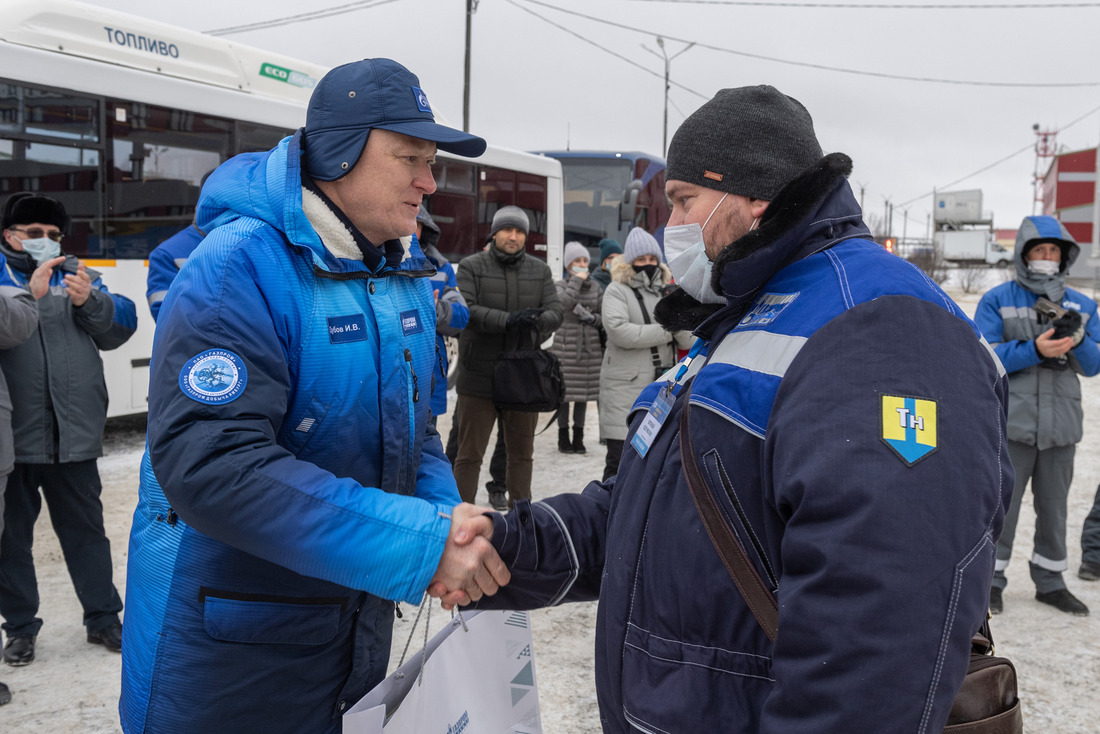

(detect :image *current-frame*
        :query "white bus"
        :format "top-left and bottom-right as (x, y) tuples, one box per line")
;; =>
(0, 0), (564, 417)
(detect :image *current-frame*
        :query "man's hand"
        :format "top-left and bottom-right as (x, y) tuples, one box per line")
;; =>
(63, 263), (92, 307)
(28, 256), (65, 300)
(505, 308), (541, 331)
(428, 503), (508, 611)
(1036, 327), (1075, 358)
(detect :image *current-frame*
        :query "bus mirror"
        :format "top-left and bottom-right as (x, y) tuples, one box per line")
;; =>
(619, 179), (642, 226)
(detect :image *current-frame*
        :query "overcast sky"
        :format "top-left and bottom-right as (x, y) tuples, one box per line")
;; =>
(82, 0), (1100, 240)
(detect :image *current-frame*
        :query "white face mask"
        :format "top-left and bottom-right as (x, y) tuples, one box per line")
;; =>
(19, 237), (61, 264)
(1027, 259), (1060, 276)
(662, 193), (730, 263)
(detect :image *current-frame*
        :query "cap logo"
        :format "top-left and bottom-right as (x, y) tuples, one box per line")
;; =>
(704, 170), (723, 182)
(412, 86), (432, 114)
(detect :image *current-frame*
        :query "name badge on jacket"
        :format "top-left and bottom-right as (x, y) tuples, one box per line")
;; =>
(328, 314), (367, 343)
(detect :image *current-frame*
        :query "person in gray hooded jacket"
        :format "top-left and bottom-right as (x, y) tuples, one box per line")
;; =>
(974, 215), (1100, 616)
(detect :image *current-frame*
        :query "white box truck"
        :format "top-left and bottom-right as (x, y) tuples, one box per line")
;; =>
(933, 230), (1010, 268)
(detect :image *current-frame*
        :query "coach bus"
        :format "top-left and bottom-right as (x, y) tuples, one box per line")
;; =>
(0, 0), (564, 417)
(534, 149), (669, 251)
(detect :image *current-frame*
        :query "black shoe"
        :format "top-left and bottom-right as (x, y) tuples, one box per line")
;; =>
(1035, 588), (1089, 616)
(1079, 561), (1100, 581)
(87, 622), (123, 653)
(572, 428), (586, 455)
(0, 681), (10, 705)
(558, 428), (574, 454)
(989, 587), (1003, 615)
(2, 635), (35, 666)
(488, 488), (509, 512)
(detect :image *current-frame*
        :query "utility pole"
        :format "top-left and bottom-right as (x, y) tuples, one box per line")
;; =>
(642, 37), (694, 156)
(463, 0), (479, 132)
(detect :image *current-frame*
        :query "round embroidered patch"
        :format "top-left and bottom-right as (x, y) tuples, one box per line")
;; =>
(179, 349), (248, 405)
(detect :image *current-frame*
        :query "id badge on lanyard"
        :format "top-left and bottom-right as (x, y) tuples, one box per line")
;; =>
(629, 338), (706, 459)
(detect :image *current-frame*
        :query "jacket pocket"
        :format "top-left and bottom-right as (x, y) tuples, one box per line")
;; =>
(200, 587), (346, 645)
(280, 395), (333, 457)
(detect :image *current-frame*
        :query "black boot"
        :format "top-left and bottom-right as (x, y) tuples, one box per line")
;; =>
(558, 427), (574, 453)
(572, 427), (586, 454)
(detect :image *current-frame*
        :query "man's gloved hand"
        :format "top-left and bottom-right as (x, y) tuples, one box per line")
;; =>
(1052, 309), (1085, 346)
(573, 303), (597, 325)
(506, 308), (541, 330)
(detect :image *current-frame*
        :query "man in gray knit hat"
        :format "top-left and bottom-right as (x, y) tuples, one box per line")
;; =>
(451, 205), (563, 510)
(441, 85), (1012, 733)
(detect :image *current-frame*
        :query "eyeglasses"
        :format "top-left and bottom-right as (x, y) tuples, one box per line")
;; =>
(8, 227), (63, 242)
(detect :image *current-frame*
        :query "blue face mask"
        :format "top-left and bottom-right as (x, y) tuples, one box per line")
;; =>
(19, 237), (61, 265)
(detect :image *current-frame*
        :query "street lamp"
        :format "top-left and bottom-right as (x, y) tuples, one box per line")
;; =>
(642, 36), (695, 156)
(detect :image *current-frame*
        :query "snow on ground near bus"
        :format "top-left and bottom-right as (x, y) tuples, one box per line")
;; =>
(4, 273), (1100, 733)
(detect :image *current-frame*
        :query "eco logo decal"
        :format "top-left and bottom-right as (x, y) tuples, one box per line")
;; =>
(881, 394), (937, 466)
(179, 349), (247, 405)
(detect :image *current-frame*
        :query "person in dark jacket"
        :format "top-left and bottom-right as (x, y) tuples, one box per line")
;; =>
(416, 204), (468, 425)
(974, 216), (1099, 616)
(452, 206), (563, 508)
(434, 86), (1011, 732)
(552, 241), (603, 454)
(590, 237), (622, 291)
(0, 251), (39, 705)
(0, 193), (137, 666)
(146, 222), (204, 323)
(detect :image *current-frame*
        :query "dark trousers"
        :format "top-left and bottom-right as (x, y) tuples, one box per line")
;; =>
(556, 401), (588, 430)
(446, 409), (506, 490)
(1082, 484), (1100, 566)
(603, 439), (625, 482)
(0, 461), (123, 636)
(452, 395), (537, 504)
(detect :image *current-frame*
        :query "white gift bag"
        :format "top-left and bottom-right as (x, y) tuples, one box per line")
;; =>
(343, 609), (543, 734)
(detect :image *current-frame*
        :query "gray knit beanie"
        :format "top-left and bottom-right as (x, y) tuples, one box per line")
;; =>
(489, 205), (529, 238)
(563, 241), (589, 267)
(666, 85), (823, 201)
(623, 227), (663, 264)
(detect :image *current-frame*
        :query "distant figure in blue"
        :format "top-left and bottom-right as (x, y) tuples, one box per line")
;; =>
(146, 223), (204, 323)
(974, 215), (1100, 617)
(415, 204), (467, 424)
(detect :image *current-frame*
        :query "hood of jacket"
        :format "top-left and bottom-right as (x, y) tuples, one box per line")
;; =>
(610, 257), (672, 290)
(655, 152), (869, 334)
(1014, 215), (1078, 302)
(196, 130), (431, 276)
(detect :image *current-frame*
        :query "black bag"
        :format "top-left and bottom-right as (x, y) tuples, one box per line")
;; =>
(492, 327), (564, 413)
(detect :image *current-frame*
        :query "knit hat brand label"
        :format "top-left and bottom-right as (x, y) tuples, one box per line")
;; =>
(704, 170), (724, 182)
(881, 395), (938, 466)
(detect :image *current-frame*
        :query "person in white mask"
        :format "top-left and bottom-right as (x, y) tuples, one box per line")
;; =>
(975, 215), (1100, 617)
(443, 85), (1012, 732)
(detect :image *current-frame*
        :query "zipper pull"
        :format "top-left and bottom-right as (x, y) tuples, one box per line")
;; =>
(404, 349), (419, 402)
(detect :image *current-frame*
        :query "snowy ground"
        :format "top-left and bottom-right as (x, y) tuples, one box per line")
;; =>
(2, 270), (1099, 733)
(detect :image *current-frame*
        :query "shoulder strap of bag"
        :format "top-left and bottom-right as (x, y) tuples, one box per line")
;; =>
(631, 287), (670, 372)
(679, 380), (779, 641)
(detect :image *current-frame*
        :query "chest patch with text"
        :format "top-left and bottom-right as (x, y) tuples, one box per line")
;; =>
(328, 314), (367, 344)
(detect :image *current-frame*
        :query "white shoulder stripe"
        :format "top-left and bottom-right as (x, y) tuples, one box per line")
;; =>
(978, 335), (1007, 378)
(708, 330), (809, 378)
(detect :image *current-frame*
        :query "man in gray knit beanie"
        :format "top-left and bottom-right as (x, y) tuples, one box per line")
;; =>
(442, 81), (1012, 733)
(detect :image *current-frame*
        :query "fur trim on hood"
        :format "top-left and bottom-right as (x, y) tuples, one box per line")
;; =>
(610, 256), (673, 286)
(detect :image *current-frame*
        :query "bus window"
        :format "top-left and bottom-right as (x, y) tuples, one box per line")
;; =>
(235, 121), (293, 154)
(106, 101), (232, 259)
(0, 83), (99, 143)
(560, 158), (634, 248)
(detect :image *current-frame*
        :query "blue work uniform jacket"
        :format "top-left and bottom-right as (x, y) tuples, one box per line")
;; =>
(146, 223), (204, 323)
(120, 132), (460, 734)
(472, 154), (1012, 733)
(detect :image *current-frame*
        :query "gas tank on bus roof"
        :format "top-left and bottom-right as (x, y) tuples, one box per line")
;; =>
(0, 0), (326, 105)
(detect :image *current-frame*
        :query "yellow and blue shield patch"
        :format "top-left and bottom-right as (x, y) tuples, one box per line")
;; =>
(881, 395), (937, 466)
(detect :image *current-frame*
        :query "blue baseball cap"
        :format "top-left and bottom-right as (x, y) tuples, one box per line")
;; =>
(304, 58), (486, 181)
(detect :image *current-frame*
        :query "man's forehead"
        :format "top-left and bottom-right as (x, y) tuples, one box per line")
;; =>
(665, 180), (706, 197)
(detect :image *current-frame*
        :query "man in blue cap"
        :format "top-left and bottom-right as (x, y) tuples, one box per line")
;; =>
(120, 58), (509, 734)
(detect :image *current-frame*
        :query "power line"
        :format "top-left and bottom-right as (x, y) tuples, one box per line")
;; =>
(205, 0), (402, 36)
(514, 0), (1100, 88)
(505, 0), (708, 99)
(615, 0), (1100, 8)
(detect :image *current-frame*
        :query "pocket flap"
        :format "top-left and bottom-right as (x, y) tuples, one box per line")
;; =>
(202, 591), (343, 645)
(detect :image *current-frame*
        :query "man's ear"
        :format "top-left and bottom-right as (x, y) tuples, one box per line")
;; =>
(749, 198), (770, 220)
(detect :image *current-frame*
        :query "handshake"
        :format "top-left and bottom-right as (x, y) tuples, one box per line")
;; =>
(427, 503), (510, 611)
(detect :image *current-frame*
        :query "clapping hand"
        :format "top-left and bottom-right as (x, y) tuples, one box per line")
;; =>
(428, 503), (509, 611)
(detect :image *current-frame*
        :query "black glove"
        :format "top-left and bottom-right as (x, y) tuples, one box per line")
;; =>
(572, 303), (597, 325)
(506, 308), (541, 330)
(1052, 309), (1085, 346)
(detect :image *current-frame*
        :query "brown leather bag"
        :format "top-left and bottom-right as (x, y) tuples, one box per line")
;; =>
(678, 381), (1022, 733)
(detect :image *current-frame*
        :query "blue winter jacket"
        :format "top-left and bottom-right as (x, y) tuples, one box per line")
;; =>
(120, 132), (460, 734)
(146, 223), (204, 323)
(472, 154), (1012, 733)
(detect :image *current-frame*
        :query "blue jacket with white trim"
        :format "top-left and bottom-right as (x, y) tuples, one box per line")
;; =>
(120, 132), (460, 734)
(145, 223), (204, 323)
(472, 154), (1012, 733)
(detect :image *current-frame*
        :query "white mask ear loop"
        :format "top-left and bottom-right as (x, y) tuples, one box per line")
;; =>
(749, 216), (760, 232)
(701, 193), (729, 232)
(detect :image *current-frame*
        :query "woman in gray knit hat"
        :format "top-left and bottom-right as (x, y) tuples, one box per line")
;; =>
(551, 242), (603, 454)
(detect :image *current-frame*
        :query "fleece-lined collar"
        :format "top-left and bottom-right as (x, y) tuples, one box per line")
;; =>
(301, 176), (411, 273)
